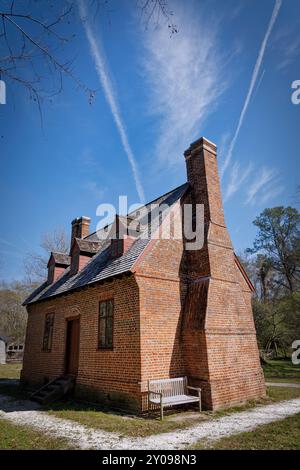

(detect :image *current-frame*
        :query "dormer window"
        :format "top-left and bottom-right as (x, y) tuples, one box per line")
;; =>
(69, 238), (102, 275)
(47, 252), (70, 285)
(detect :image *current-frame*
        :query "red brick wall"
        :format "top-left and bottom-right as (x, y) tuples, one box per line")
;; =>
(22, 275), (142, 410)
(134, 234), (186, 411)
(137, 274), (185, 383)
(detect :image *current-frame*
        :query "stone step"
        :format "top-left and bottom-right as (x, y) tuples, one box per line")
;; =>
(30, 375), (75, 405)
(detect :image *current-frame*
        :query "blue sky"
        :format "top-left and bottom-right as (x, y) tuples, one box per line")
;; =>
(0, 0), (299, 281)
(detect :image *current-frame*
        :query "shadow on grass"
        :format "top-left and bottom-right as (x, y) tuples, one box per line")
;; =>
(263, 359), (300, 381)
(0, 379), (40, 412)
(0, 378), (199, 421)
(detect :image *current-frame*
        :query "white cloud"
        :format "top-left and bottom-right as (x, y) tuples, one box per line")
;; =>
(78, 0), (145, 203)
(0, 250), (24, 259)
(84, 181), (106, 200)
(272, 20), (300, 71)
(0, 237), (20, 250)
(224, 161), (253, 202)
(260, 184), (284, 204)
(80, 147), (97, 167)
(277, 37), (300, 71)
(221, 0), (282, 178)
(245, 167), (279, 205)
(252, 69), (266, 101)
(142, 2), (229, 167)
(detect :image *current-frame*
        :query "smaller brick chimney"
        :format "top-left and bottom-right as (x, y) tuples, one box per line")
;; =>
(69, 216), (101, 275)
(71, 216), (91, 250)
(47, 252), (70, 285)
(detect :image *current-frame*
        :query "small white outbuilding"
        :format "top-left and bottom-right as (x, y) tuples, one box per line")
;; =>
(0, 336), (7, 364)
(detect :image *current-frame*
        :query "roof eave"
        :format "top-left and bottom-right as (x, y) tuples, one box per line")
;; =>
(234, 253), (255, 293)
(24, 269), (134, 307)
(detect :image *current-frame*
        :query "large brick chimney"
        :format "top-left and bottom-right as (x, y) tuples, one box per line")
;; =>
(182, 137), (265, 410)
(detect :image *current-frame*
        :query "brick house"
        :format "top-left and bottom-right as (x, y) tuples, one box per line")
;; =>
(22, 137), (266, 411)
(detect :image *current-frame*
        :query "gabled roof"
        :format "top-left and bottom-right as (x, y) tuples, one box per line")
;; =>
(47, 252), (71, 267)
(24, 183), (189, 306)
(71, 238), (103, 255)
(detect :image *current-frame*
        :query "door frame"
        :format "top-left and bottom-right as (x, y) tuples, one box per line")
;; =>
(64, 315), (80, 376)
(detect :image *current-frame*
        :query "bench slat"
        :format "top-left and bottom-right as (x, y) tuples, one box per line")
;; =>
(150, 395), (200, 405)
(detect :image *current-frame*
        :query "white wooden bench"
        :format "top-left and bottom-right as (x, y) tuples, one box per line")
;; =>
(148, 377), (201, 420)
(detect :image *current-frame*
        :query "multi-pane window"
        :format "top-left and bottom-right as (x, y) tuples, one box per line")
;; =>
(98, 300), (114, 349)
(42, 313), (54, 351)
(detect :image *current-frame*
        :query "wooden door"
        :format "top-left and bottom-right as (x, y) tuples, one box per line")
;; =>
(65, 318), (80, 376)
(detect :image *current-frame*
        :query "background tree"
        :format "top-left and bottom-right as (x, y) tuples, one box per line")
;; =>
(0, 227), (70, 342)
(237, 251), (275, 301)
(245, 206), (300, 359)
(247, 207), (300, 293)
(0, 281), (29, 342)
(24, 227), (69, 285)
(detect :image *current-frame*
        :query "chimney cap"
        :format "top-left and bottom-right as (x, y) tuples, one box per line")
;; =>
(71, 216), (91, 225)
(184, 136), (217, 158)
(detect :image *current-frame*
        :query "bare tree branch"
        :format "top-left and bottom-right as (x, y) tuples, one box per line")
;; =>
(0, 0), (176, 118)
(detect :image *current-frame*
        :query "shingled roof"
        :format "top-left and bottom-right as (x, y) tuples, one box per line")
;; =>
(23, 183), (189, 306)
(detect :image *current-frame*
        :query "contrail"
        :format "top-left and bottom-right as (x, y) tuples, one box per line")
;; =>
(78, 0), (145, 203)
(221, 0), (282, 178)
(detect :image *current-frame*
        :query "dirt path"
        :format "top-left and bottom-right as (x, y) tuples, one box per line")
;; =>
(1, 394), (300, 450)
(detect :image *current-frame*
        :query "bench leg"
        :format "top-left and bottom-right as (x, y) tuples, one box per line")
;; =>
(199, 392), (202, 413)
(160, 403), (164, 420)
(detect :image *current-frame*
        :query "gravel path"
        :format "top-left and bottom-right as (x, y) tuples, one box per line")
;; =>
(1, 394), (300, 450)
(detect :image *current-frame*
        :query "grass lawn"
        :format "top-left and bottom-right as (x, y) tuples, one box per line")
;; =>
(0, 364), (25, 400)
(0, 363), (22, 380)
(0, 418), (74, 450)
(267, 386), (300, 401)
(263, 359), (300, 383)
(193, 412), (300, 450)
